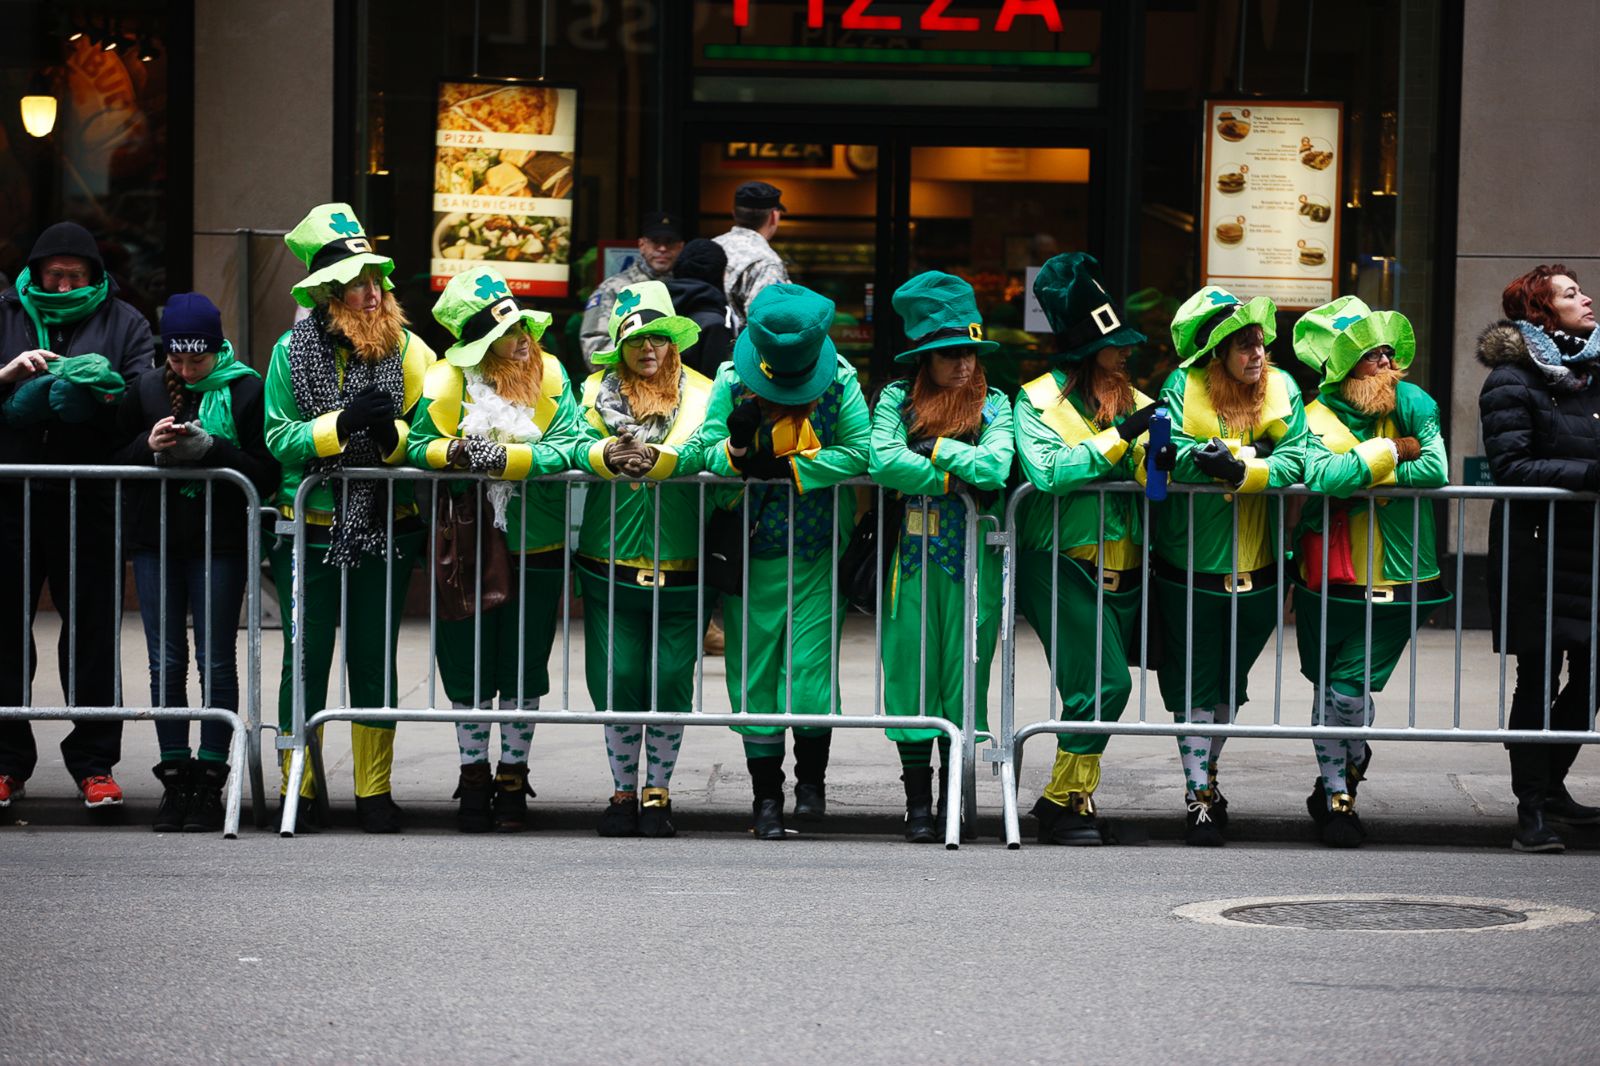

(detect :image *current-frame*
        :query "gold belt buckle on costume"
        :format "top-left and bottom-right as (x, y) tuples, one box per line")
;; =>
(905, 508), (940, 538)
(1369, 586), (1395, 603)
(1101, 570), (1122, 593)
(1223, 571), (1253, 594)
(636, 568), (662, 587)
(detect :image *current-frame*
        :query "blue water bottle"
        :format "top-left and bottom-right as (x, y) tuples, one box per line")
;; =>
(1146, 405), (1171, 501)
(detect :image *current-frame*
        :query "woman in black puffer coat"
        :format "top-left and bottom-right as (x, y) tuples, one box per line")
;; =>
(1477, 263), (1600, 854)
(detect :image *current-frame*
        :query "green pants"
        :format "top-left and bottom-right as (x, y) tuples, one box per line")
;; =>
(882, 564), (999, 744)
(1154, 573), (1279, 715)
(1292, 584), (1443, 696)
(437, 566), (563, 705)
(577, 566), (702, 714)
(724, 553), (843, 738)
(1017, 552), (1141, 755)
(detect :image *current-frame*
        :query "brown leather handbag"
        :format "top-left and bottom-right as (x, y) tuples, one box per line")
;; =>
(433, 484), (512, 621)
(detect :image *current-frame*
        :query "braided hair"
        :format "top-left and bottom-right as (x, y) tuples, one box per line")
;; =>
(164, 366), (192, 420)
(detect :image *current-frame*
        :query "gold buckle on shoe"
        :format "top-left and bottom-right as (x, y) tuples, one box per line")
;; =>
(1223, 571), (1253, 593)
(641, 787), (669, 809)
(1069, 791), (1096, 815)
(1330, 791), (1355, 814)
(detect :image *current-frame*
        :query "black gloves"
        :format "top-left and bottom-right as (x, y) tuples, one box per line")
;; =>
(337, 387), (396, 440)
(739, 452), (792, 482)
(1116, 403), (1158, 442)
(906, 437), (938, 457)
(371, 418), (400, 457)
(1193, 436), (1247, 485)
(1152, 443), (1177, 472)
(726, 399), (762, 451)
(1250, 435), (1275, 459)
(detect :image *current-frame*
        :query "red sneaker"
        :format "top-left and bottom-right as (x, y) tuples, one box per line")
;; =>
(80, 775), (123, 808)
(0, 774), (22, 806)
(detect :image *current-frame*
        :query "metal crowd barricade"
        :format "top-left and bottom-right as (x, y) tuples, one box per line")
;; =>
(278, 468), (989, 848)
(0, 464), (266, 838)
(995, 479), (1600, 849)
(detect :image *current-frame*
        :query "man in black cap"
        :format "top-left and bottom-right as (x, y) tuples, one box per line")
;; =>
(579, 211), (684, 366)
(0, 221), (156, 810)
(712, 181), (790, 329)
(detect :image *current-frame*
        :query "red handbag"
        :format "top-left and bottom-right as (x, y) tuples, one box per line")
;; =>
(1300, 507), (1358, 590)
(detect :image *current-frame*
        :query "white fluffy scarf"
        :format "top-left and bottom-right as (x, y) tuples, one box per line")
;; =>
(461, 374), (543, 530)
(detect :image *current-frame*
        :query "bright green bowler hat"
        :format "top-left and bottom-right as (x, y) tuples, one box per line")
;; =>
(1031, 253), (1147, 363)
(891, 271), (1000, 364)
(1171, 285), (1277, 367)
(431, 267), (552, 368)
(732, 283), (839, 404)
(591, 279), (701, 366)
(285, 203), (395, 309)
(1292, 295), (1373, 378)
(1325, 310), (1416, 388)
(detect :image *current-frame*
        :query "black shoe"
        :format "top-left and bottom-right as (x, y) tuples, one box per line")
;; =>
(356, 792), (403, 834)
(1050, 794), (1103, 846)
(752, 797), (786, 840)
(1348, 744), (1373, 797)
(1208, 784), (1230, 832)
(183, 761), (228, 833)
(1513, 804), (1565, 853)
(1320, 809), (1365, 849)
(454, 763), (494, 834)
(597, 796), (639, 837)
(1028, 796), (1067, 844)
(151, 759), (190, 833)
(793, 782), (826, 822)
(904, 800), (937, 843)
(639, 788), (676, 838)
(492, 761), (534, 832)
(934, 795), (977, 842)
(1184, 795), (1225, 847)
(278, 793), (322, 834)
(1306, 778), (1330, 826)
(1542, 786), (1600, 825)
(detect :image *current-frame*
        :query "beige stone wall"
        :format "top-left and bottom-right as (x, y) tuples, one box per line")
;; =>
(1450, 2), (1600, 552)
(191, 0), (334, 369)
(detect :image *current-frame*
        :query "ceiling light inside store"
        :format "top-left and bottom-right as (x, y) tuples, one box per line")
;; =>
(21, 95), (58, 137)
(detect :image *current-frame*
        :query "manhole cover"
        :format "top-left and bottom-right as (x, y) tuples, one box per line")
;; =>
(1221, 899), (1526, 931)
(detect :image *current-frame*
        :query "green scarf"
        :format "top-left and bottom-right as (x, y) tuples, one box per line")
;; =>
(14, 266), (110, 348)
(186, 341), (259, 445)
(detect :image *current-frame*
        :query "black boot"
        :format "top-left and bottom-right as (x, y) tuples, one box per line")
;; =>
(639, 787), (676, 838)
(934, 764), (976, 842)
(1543, 783), (1600, 825)
(901, 766), (936, 844)
(277, 792), (322, 833)
(1319, 792), (1365, 849)
(1208, 782), (1231, 832)
(793, 732), (831, 822)
(1509, 744), (1564, 853)
(355, 792), (403, 834)
(1029, 796), (1068, 845)
(1306, 778), (1329, 826)
(183, 760), (228, 833)
(151, 759), (190, 833)
(1514, 805), (1566, 853)
(492, 761), (534, 832)
(598, 795), (639, 837)
(454, 762), (494, 834)
(1050, 793), (1103, 846)
(749, 755), (786, 840)
(1184, 790), (1225, 847)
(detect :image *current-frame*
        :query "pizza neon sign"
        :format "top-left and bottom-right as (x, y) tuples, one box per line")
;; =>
(730, 0), (1065, 33)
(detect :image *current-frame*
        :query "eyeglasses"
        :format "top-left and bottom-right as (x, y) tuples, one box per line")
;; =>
(622, 334), (671, 353)
(1359, 348), (1395, 365)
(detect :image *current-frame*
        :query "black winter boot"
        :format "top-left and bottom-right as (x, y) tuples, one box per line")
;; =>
(183, 760), (228, 832)
(454, 762), (494, 834)
(151, 759), (190, 833)
(1509, 744), (1564, 853)
(901, 766), (936, 843)
(356, 792), (403, 834)
(749, 755), (786, 840)
(793, 732), (831, 822)
(492, 761), (534, 832)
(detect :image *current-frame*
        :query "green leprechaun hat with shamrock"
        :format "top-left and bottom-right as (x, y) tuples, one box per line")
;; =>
(1292, 297), (1416, 389)
(591, 279), (701, 366)
(1031, 253), (1147, 363)
(431, 267), (552, 368)
(732, 283), (839, 404)
(891, 271), (1000, 364)
(1170, 285), (1277, 367)
(1292, 295), (1373, 379)
(285, 202), (395, 309)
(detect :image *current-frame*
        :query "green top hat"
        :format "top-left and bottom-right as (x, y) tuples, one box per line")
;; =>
(285, 203), (395, 310)
(1325, 310), (1416, 388)
(731, 283), (839, 404)
(591, 279), (701, 366)
(891, 271), (1000, 364)
(1170, 285), (1277, 367)
(431, 267), (552, 368)
(1291, 295), (1373, 378)
(1032, 253), (1147, 363)
(48, 353), (125, 401)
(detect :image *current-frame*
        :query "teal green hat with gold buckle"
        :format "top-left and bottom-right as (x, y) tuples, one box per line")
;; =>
(431, 267), (552, 368)
(731, 283), (839, 404)
(591, 279), (701, 366)
(1031, 253), (1147, 363)
(285, 202), (395, 310)
(891, 271), (1000, 364)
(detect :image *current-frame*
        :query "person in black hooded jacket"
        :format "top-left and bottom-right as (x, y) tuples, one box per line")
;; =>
(663, 238), (734, 375)
(1477, 262), (1600, 854)
(0, 221), (156, 810)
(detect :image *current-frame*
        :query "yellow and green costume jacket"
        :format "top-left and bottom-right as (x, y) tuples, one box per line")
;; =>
(1014, 371), (1152, 568)
(1154, 364), (1308, 574)
(407, 354), (581, 552)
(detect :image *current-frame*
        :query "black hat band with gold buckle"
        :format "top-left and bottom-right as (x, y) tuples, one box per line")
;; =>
(460, 296), (525, 344)
(309, 236), (376, 274)
(1059, 302), (1128, 351)
(914, 322), (986, 347)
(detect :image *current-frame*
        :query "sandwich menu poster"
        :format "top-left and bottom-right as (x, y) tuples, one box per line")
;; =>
(1200, 99), (1342, 310)
(431, 80), (578, 297)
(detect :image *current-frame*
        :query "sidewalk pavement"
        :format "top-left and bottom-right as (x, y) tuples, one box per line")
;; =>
(5, 613), (1598, 849)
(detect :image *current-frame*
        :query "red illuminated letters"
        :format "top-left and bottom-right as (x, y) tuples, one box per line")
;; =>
(921, 0), (980, 32)
(732, 2), (1064, 33)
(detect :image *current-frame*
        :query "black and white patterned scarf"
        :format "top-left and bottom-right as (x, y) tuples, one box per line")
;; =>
(287, 312), (407, 567)
(593, 369), (681, 445)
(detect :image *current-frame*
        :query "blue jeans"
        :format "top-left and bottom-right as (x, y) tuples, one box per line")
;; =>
(131, 550), (247, 759)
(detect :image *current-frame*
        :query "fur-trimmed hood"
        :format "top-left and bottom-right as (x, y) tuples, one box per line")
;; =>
(1476, 319), (1530, 369)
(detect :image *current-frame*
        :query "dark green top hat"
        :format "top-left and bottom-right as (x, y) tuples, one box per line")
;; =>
(891, 271), (1000, 364)
(1032, 253), (1147, 362)
(731, 283), (838, 404)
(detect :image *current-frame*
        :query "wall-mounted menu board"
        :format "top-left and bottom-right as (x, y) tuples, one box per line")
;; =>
(1200, 99), (1342, 310)
(430, 80), (578, 297)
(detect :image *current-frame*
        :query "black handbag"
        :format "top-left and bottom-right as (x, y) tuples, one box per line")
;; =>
(837, 493), (906, 615)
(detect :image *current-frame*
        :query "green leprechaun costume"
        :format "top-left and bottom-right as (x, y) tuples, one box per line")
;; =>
(869, 271), (1013, 843)
(1012, 253), (1155, 846)
(1291, 296), (1450, 847)
(571, 279), (712, 839)
(696, 283), (870, 841)
(410, 266), (583, 832)
(264, 203), (435, 833)
(1153, 285), (1307, 845)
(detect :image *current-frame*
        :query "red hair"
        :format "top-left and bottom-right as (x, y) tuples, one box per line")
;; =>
(1503, 264), (1579, 329)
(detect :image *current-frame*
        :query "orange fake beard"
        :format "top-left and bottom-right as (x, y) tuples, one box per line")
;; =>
(324, 290), (408, 361)
(1063, 360), (1135, 426)
(620, 343), (682, 421)
(479, 341), (546, 407)
(1205, 356), (1271, 432)
(1340, 366), (1404, 416)
(908, 361), (987, 441)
